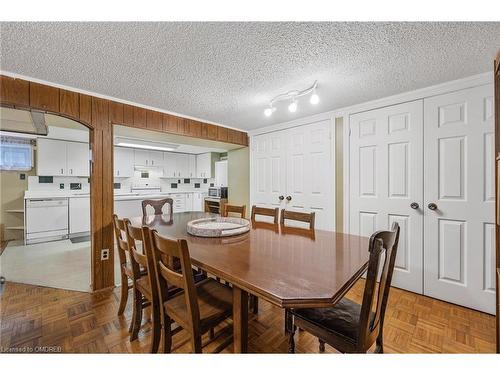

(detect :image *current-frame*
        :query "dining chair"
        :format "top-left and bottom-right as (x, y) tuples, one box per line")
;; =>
(287, 222), (400, 354)
(124, 219), (159, 352)
(222, 203), (247, 218)
(145, 228), (234, 353)
(112, 215), (136, 325)
(251, 205), (279, 224)
(141, 198), (173, 217)
(280, 210), (317, 333)
(280, 209), (315, 230)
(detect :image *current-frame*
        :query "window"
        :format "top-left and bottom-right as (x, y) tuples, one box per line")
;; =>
(0, 136), (33, 171)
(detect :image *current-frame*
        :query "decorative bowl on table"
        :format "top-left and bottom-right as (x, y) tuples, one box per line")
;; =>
(186, 217), (250, 237)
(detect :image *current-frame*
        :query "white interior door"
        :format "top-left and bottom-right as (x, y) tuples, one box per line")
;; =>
(285, 120), (334, 230)
(251, 129), (287, 217)
(423, 84), (495, 314)
(350, 100), (424, 294)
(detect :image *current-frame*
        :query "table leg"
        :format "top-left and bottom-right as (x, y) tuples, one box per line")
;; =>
(232, 285), (248, 353)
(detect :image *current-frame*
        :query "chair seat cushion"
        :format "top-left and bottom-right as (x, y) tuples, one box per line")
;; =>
(292, 298), (373, 343)
(165, 278), (232, 333)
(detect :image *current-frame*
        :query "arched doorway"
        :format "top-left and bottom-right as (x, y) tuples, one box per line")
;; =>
(1, 107), (93, 291)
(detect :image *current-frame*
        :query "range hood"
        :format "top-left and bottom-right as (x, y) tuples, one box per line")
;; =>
(0, 107), (48, 135)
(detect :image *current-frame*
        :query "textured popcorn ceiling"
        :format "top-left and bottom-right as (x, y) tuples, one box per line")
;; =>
(1, 22), (499, 130)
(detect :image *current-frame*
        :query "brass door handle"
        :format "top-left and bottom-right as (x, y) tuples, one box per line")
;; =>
(410, 202), (419, 209)
(278, 195), (284, 201)
(286, 196), (292, 201)
(428, 203), (437, 210)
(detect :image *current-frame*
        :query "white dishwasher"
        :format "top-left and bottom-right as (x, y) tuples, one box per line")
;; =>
(26, 198), (69, 244)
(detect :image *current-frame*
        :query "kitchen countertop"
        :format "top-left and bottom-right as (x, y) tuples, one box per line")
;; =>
(24, 190), (208, 200)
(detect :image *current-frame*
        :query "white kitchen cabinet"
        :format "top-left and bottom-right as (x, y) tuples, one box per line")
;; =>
(37, 138), (89, 177)
(171, 193), (186, 213)
(134, 149), (149, 166)
(196, 152), (218, 178)
(163, 152), (176, 178)
(37, 138), (67, 176)
(149, 151), (163, 167)
(69, 197), (90, 234)
(188, 155), (196, 178)
(163, 153), (194, 178)
(185, 193), (193, 211)
(67, 142), (89, 177)
(114, 147), (135, 178)
(134, 149), (163, 168)
(177, 154), (189, 178)
(192, 192), (204, 211)
(215, 160), (228, 187)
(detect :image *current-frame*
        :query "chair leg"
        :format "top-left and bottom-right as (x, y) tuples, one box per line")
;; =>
(161, 314), (172, 353)
(319, 339), (325, 353)
(130, 290), (143, 341)
(117, 275), (129, 316)
(288, 325), (296, 353)
(252, 295), (259, 314)
(374, 335), (384, 353)
(149, 305), (161, 353)
(284, 309), (293, 334)
(191, 335), (203, 353)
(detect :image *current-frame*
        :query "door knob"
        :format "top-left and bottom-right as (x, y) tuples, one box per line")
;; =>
(286, 196), (292, 201)
(428, 203), (437, 210)
(278, 195), (284, 201)
(410, 202), (419, 209)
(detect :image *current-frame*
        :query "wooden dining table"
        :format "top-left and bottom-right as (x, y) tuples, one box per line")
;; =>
(130, 212), (370, 353)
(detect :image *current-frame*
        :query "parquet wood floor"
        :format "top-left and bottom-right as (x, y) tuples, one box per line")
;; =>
(0, 280), (495, 353)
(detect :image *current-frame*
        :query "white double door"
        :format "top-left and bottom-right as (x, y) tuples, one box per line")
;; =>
(251, 120), (335, 231)
(350, 84), (495, 313)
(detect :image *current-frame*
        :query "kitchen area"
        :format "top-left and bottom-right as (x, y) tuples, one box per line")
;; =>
(112, 133), (229, 219)
(1, 112), (243, 292)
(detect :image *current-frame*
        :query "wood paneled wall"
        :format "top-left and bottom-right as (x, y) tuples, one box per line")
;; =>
(0, 75), (248, 291)
(495, 50), (500, 354)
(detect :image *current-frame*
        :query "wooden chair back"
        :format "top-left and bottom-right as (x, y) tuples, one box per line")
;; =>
(141, 198), (174, 216)
(357, 222), (400, 349)
(112, 214), (129, 267)
(222, 204), (246, 218)
(149, 229), (201, 335)
(280, 209), (315, 231)
(251, 205), (279, 224)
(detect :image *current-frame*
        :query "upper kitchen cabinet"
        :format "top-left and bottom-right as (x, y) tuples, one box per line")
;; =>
(196, 152), (219, 178)
(37, 138), (67, 176)
(66, 142), (90, 177)
(114, 147), (134, 178)
(37, 138), (89, 177)
(163, 152), (190, 178)
(188, 155), (196, 178)
(133, 149), (163, 168)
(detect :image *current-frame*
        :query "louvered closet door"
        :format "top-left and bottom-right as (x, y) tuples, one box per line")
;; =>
(350, 100), (424, 294)
(423, 84), (495, 314)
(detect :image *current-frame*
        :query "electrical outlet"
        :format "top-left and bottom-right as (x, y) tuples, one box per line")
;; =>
(101, 249), (109, 261)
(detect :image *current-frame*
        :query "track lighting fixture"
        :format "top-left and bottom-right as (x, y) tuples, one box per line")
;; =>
(263, 81), (318, 117)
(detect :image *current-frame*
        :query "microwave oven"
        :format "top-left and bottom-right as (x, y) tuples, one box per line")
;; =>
(208, 186), (228, 199)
